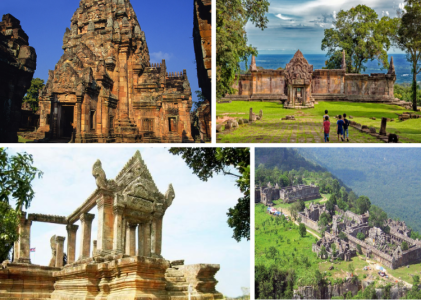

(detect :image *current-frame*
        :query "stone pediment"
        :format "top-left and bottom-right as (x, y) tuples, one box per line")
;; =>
(285, 50), (313, 86)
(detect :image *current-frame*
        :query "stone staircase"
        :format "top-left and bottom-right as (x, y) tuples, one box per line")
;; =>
(165, 260), (190, 299)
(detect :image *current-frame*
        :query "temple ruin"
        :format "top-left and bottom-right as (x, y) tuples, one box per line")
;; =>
(34, 0), (194, 143)
(301, 204), (421, 270)
(0, 151), (223, 299)
(221, 50), (400, 108)
(0, 14), (37, 143)
(256, 183), (320, 206)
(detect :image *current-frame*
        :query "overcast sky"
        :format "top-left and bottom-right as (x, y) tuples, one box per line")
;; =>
(6, 147), (249, 298)
(246, 0), (405, 54)
(2, 0), (201, 104)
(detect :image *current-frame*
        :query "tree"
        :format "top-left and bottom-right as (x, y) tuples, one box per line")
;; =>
(22, 78), (45, 112)
(289, 202), (301, 220)
(0, 148), (43, 261)
(348, 263), (355, 276)
(357, 244), (362, 254)
(0, 148), (43, 210)
(325, 198), (336, 216)
(391, 0), (421, 111)
(299, 223), (307, 237)
(216, 0), (270, 99)
(357, 232), (366, 240)
(339, 231), (348, 242)
(332, 180), (340, 196)
(298, 199), (305, 212)
(348, 191), (358, 206)
(169, 148), (250, 241)
(191, 90), (207, 113)
(356, 196), (371, 215)
(402, 241), (409, 251)
(331, 243), (336, 256)
(320, 245), (328, 259)
(0, 202), (20, 262)
(321, 5), (393, 73)
(368, 205), (388, 228)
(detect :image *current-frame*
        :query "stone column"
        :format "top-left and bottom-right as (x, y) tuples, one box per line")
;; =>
(126, 223), (137, 256)
(119, 46), (129, 119)
(155, 217), (163, 256)
(92, 240), (97, 257)
(66, 224), (78, 264)
(137, 223), (144, 257)
(125, 222), (130, 254)
(96, 192), (114, 256)
(151, 220), (157, 256)
(380, 117), (387, 136)
(17, 213), (31, 264)
(78, 213), (95, 260)
(143, 221), (151, 257)
(112, 206), (124, 254)
(55, 236), (65, 268)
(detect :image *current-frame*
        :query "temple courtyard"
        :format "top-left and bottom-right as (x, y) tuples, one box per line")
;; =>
(216, 101), (421, 143)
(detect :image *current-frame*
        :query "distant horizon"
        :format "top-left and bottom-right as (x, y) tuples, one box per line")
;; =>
(246, 0), (404, 55)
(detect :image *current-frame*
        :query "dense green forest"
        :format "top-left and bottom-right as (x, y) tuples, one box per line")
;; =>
(255, 148), (350, 190)
(296, 148), (421, 233)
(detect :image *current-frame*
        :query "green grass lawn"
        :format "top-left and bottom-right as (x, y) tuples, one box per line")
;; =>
(255, 204), (322, 288)
(272, 194), (328, 212)
(217, 101), (421, 143)
(383, 262), (421, 285)
(18, 135), (33, 143)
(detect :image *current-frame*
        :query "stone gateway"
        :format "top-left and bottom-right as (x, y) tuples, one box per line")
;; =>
(35, 0), (194, 143)
(0, 151), (223, 299)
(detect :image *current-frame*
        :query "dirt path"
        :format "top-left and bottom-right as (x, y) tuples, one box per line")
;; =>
(273, 207), (321, 239)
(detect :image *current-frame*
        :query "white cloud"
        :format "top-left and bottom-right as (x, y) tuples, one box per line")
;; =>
(150, 51), (174, 62)
(275, 13), (292, 20)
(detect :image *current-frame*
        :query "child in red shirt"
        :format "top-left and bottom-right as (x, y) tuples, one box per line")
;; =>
(322, 116), (330, 142)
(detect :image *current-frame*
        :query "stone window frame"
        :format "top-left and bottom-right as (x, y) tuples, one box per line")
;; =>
(141, 118), (155, 132)
(90, 110), (96, 130)
(168, 116), (178, 132)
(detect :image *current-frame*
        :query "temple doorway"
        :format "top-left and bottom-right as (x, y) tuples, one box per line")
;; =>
(60, 106), (74, 138)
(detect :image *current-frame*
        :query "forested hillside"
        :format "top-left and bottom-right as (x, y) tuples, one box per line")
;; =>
(255, 148), (351, 192)
(296, 148), (421, 232)
(255, 148), (326, 173)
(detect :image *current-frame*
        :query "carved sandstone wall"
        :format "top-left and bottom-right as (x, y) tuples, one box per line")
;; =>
(193, 0), (212, 142)
(37, 0), (193, 143)
(222, 51), (396, 105)
(0, 14), (37, 143)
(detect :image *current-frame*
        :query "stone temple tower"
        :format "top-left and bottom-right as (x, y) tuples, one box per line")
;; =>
(37, 0), (193, 143)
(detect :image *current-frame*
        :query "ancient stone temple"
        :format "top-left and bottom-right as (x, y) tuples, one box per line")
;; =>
(36, 0), (194, 143)
(0, 151), (223, 299)
(0, 14), (37, 143)
(192, 0), (212, 142)
(306, 204), (421, 270)
(279, 184), (321, 203)
(222, 50), (398, 107)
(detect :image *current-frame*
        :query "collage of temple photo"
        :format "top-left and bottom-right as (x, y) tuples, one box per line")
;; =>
(1, 0), (421, 299)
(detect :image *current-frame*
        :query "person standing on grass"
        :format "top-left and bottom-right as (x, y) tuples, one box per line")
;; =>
(321, 116), (330, 142)
(323, 110), (329, 122)
(343, 113), (350, 142)
(337, 115), (345, 141)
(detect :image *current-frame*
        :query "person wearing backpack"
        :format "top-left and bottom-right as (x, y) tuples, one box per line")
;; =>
(337, 115), (345, 142)
(343, 113), (350, 142)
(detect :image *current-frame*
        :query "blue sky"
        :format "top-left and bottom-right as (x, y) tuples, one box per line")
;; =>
(1, 0), (201, 104)
(246, 0), (405, 54)
(5, 147), (249, 298)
